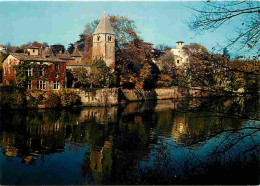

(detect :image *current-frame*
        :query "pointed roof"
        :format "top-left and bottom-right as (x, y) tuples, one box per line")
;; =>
(93, 12), (115, 35)
(71, 47), (83, 57)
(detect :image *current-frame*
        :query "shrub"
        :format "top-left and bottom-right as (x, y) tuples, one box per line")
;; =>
(43, 91), (60, 108)
(26, 90), (45, 106)
(58, 89), (81, 107)
(0, 87), (26, 109)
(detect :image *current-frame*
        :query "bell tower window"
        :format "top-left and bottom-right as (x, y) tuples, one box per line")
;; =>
(108, 36), (112, 41)
(97, 36), (100, 41)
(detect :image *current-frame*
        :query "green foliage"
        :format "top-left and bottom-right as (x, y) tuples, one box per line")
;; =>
(58, 89), (81, 107)
(69, 67), (89, 88)
(223, 47), (230, 59)
(14, 62), (49, 88)
(68, 43), (75, 54)
(88, 60), (116, 88)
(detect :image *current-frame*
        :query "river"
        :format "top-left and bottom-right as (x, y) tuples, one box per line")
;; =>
(0, 96), (259, 184)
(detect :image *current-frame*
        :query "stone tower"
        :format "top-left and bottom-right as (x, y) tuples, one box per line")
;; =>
(92, 12), (115, 68)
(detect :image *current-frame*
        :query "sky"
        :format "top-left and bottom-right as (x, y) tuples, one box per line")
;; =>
(0, 1), (247, 56)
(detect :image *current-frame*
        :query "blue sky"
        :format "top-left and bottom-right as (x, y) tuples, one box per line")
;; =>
(0, 1), (243, 56)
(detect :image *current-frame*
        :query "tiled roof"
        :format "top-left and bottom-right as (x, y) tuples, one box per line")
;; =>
(11, 53), (65, 62)
(71, 48), (83, 57)
(93, 12), (115, 35)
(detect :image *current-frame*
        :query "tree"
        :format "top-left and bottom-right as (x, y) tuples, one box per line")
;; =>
(79, 15), (159, 89)
(187, 1), (260, 56)
(223, 47), (230, 59)
(155, 44), (172, 52)
(51, 44), (65, 55)
(159, 50), (176, 76)
(87, 60), (116, 88)
(68, 43), (75, 54)
(116, 38), (159, 89)
(5, 42), (12, 54)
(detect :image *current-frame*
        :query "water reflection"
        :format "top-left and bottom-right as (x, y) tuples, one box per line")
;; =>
(0, 96), (259, 184)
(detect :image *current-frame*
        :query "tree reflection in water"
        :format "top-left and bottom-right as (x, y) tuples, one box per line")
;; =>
(0, 96), (259, 184)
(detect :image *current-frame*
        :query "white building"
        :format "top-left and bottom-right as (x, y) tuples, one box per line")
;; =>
(171, 41), (189, 67)
(0, 45), (7, 53)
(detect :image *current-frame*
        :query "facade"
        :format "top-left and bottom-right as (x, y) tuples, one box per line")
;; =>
(0, 45), (7, 53)
(92, 12), (116, 68)
(171, 41), (189, 67)
(2, 48), (66, 90)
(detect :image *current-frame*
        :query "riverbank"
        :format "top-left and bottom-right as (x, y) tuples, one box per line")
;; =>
(0, 86), (246, 109)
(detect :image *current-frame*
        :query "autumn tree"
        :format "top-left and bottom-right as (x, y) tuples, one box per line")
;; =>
(155, 50), (177, 87)
(116, 38), (159, 90)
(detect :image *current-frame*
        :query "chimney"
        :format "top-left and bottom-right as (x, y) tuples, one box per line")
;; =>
(176, 41), (184, 49)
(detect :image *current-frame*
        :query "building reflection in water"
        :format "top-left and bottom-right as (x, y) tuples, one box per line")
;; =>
(0, 96), (258, 184)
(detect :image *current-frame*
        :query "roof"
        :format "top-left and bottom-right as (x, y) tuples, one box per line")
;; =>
(71, 48), (83, 57)
(10, 53), (65, 63)
(93, 12), (115, 35)
(57, 50), (73, 60)
(42, 47), (54, 57)
(176, 41), (184, 43)
(66, 60), (90, 67)
(28, 46), (39, 49)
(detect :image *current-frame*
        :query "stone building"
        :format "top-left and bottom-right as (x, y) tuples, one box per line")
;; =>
(2, 47), (66, 90)
(92, 12), (116, 69)
(171, 41), (189, 67)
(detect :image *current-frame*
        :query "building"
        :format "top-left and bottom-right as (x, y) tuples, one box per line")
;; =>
(92, 12), (116, 68)
(2, 47), (66, 90)
(171, 41), (189, 67)
(0, 45), (7, 53)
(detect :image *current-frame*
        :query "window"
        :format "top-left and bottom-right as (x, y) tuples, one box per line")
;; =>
(33, 49), (35, 53)
(53, 81), (60, 90)
(177, 60), (180, 64)
(39, 68), (44, 76)
(97, 36), (100, 41)
(55, 64), (59, 70)
(27, 80), (32, 90)
(108, 36), (112, 41)
(37, 80), (46, 90)
(27, 68), (33, 76)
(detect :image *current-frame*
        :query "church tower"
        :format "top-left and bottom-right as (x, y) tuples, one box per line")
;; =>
(92, 12), (115, 68)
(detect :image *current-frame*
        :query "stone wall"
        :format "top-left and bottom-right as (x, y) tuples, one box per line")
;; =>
(122, 87), (189, 101)
(71, 87), (209, 106)
(72, 88), (119, 106)
(122, 87), (209, 102)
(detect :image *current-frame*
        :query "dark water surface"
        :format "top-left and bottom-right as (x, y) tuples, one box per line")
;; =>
(1, 97), (259, 184)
